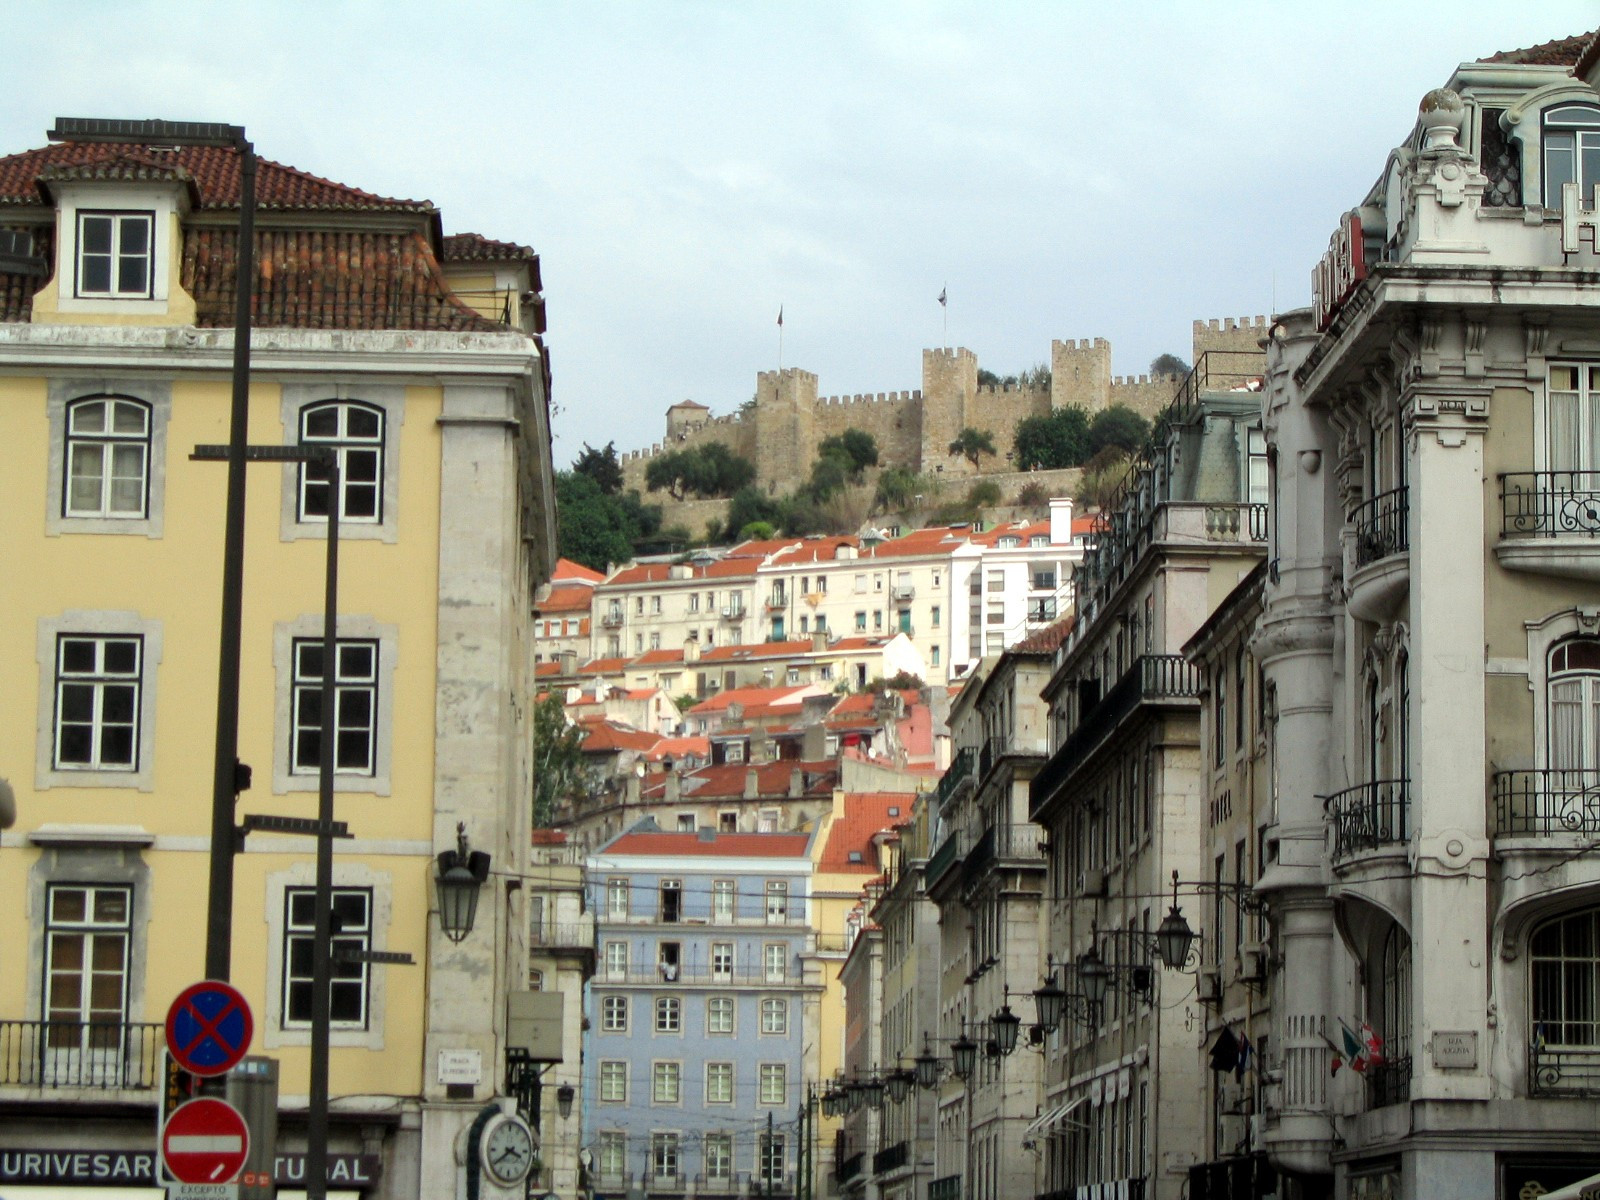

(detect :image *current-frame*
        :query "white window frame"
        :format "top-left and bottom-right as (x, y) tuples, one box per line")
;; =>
(35, 611), (162, 792)
(760, 996), (788, 1035)
(279, 384), (404, 544)
(1543, 103), (1600, 208)
(705, 1061), (734, 1104)
(272, 614), (397, 795)
(74, 210), (154, 298)
(712, 942), (734, 980)
(601, 994), (629, 1033)
(652, 1060), (682, 1104)
(297, 400), (386, 525)
(759, 1132), (787, 1184)
(651, 1132), (681, 1181)
(46, 381), (172, 538)
(711, 879), (735, 922)
(604, 940), (627, 979)
(607, 878), (630, 919)
(707, 995), (735, 1035)
(758, 1062), (788, 1106)
(281, 886), (372, 1031)
(598, 1131), (626, 1178)
(62, 397), (151, 521)
(290, 636), (379, 777)
(705, 1133), (733, 1181)
(655, 995), (682, 1034)
(765, 881), (789, 923)
(599, 1060), (627, 1103)
(42, 884), (132, 1073)
(764, 943), (787, 982)
(51, 633), (142, 774)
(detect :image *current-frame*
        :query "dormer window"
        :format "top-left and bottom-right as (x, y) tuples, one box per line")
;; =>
(1543, 104), (1600, 208)
(76, 211), (153, 298)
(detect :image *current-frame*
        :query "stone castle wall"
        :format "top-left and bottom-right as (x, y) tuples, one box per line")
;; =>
(619, 317), (1268, 500)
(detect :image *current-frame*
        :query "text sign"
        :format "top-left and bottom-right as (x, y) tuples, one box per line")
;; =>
(162, 1099), (249, 1185)
(168, 1184), (240, 1200)
(166, 982), (253, 1077)
(1312, 210), (1367, 331)
(1430, 1029), (1478, 1070)
(437, 1049), (483, 1085)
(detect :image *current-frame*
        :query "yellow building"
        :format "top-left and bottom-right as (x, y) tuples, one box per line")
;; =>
(0, 123), (556, 1199)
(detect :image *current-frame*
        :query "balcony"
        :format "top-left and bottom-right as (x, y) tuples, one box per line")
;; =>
(530, 920), (596, 953)
(1327, 779), (1410, 860)
(721, 606), (746, 621)
(1494, 768), (1600, 836)
(643, 1171), (686, 1194)
(873, 1142), (909, 1175)
(1031, 656), (1201, 815)
(933, 746), (977, 809)
(0, 1019), (163, 1090)
(925, 826), (966, 892)
(960, 823), (1046, 889)
(1531, 1042), (1600, 1097)
(1366, 1040), (1411, 1108)
(892, 583), (916, 601)
(838, 1154), (864, 1185)
(602, 611), (625, 628)
(1347, 486), (1410, 621)
(928, 1174), (962, 1200)
(1497, 472), (1600, 580)
(766, 595), (788, 611)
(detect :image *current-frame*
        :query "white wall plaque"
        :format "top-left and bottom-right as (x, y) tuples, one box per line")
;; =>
(437, 1049), (484, 1085)
(1430, 1030), (1478, 1070)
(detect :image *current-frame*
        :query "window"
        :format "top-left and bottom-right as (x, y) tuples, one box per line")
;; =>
(1543, 104), (1600, 208)
(1236, 647), (1248, 750)
(650, 631), (662, 650)
(651, 1132), (681, 1180)
(1247, 429), (1269, 505)
(599, 1060), (627, 1103)
(651, 595), (663, 614)
(707, 995), (735, 1035)
(855, 574), (867, 592)
(291, 639), (378, 775)
(932, 605), (942, 628)
(43, 885), (130, 1068)
(1545, 364), (1600, 479)
(1213, 660), (1227, 769)
(764, 943), (787, 982)
(799, 616), (809, 634)
(761, 996), (788, 1035)
(765, 881), (789, 923)
(660, 880), (682, 923)
(712, 942), (734, 980)
(815, 614), (827, 631)
(658, 941), (680, 980)
(655, 996), (681, 1033)
(601, 995), (629, 1033)
(855, 611), (868, 631)
(653, 1060), (681, 1103)
(598, 1132), (626, 1179)
(53, 635), (142, 771)
(1372, 923), (1412, 1071)
(759, 1062), (788, 1105)
(932, 646), (941, 667)
(76, 211), (152, 298)
(283, 887), (370, 1028)
(607, 878), (630, 918)
(705, 1133), (733, 1181)
(1533, 908), (1600, 1049)
(874, 611), (883, 631)
(63, 397), (151, 520)
(635, 634), (644, 654)
(604, 940), (627, 979)
(759, 1133), (786, 1185)
(297, 401), (384, 523)
(1550, 638), (1600, 797)
(636, 597), (645, 615)
(706, 1061), (734, 1104)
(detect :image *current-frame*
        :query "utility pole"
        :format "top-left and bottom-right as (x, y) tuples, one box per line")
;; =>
(766, 1109), (775, 1200)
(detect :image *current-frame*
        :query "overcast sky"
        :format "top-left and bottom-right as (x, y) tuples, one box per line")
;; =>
(8, 3), (1595, 461)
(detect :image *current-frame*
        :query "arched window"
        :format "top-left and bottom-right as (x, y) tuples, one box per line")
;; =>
(1543, 103), (1600, 208)
(297, 400), (384, 522)
(1375, 923), (1411, 1054)
(1548, 637), (1600, 783)
(64, 396), (150, 518)
(1531, 907), (1600, 1047)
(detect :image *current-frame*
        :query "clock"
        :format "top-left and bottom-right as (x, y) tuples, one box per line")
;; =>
(481, 1112), (536, 1187)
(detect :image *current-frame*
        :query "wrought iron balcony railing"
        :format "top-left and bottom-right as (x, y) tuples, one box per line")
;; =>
(873, 1142), (909, 1174)
(0, 1019), (163, 1090)
(933, 746), (977, 809)
(1366, 1040), (1411, 1108)
(1494, 768), (1600, 835)
(530, 921), (596, 950)
(1531, 1042), (1600, 1097)
(1500, 471), (1600, 538)
(1352, 486), (1409, 567)
(1326, 779), (1410, 859)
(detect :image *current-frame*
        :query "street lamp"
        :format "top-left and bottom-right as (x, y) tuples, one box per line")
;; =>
(914, 1039), (942, 1089)
(435, 823), (492, 942)
(950, 1028), (978, 1080)
(1077, 947), (1110, 1006)
(556, 1084), (575, 1119)
(990, 1004), (1021, 1056)
(885, 1068), (913, 1104)
(1032, 974), (1066, 1030)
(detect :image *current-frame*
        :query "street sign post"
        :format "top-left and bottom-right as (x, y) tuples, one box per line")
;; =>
(162, 1097), (250, 1184)
(167, 982), (254, 1077)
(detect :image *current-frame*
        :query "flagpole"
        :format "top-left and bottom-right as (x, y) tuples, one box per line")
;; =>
(777, 304), (784, 371)
(940, 282), (948, 347)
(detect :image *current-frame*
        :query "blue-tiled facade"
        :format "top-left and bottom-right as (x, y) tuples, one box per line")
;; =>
(583, 829), (815, 1198)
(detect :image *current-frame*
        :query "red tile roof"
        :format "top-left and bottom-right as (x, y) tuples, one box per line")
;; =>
(699, 639), (819, 663)
(1011, 616), (1075, 655)
(641, 759), (838, 801)
(1480, 32), (1591, 65)
(669, 399), (710, 410)
(828, 690), (919, 716)
(767, 537), (861, 565)
(535, 662), (562, 678)
(646, 736), (710, 761)
(579, 657), (629, 676)
(541, 585), (596, 614)
(606, 830), (813, 858)
(818, 792), (918, 872)
(580, 721), (663, 754)
(868, 526), (973, 558)
(632, 648), (686, 666)
(689, 684), (815, 715)
(603, 557), (763, 586)
(443, 232), (536, 261)
(552, 559), (605, 583)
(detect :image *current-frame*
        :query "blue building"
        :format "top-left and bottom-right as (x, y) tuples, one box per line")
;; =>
(583, 824), (817, 1198)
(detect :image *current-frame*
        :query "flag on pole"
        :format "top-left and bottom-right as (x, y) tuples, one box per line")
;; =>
(1360, 1022), (1385, 1066)
(1340, 1020), (1368, 1073)
(777, 306), (783, 327)
(1235, 1032), (1253, 1081)
(937, 287), (947, 307)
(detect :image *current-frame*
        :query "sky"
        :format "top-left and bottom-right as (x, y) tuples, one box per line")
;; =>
(7, 3), (1596, 463)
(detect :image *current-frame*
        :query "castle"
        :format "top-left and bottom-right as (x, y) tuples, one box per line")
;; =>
(620, 317), (1270, 495)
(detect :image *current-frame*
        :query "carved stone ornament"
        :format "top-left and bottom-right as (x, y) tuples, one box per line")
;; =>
(1419, 88), (1466, 150)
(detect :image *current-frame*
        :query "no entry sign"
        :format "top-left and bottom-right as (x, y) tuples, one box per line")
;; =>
(162, 1097), (250, 1184)
(166, 981), (253, 1077)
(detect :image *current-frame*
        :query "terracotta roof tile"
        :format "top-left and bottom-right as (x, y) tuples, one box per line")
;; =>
(540, 586), (595, 614)
(553, 559), (605, 583)
(605, 830), (813, 858)
(689, 684), (816, 714)
(580, 721), (663, 754)
(580, 656), (629, 675)
(640, 759), (838, 801)
(699, 639), (819, 663)
(443, 232), (536, 261)
(1010, 616), (1075, 655)
(1480, 32), (1592, 65)
(646, 736), (710, 761)
(819, 792), (918, 872)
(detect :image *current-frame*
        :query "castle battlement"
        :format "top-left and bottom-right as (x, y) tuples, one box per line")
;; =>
(924, 346), (977, 363)
(975, 383), (1049, 397)
(1110, 373), (1181, 387)
(757, 367), (820, 387)
(1059, 337), (1111, 352)
(817, 390), (921, 407)
(1196, 315), (1270, 332)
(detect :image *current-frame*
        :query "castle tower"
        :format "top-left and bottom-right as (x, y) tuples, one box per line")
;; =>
(1050, 337), (1112, 413)
(753, 367), (819, 492)
(920, 347), (979, 474)
(665, 398), (711, 440)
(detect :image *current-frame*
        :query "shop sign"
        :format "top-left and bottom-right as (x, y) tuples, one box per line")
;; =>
(0, 1151), (377, 1189)
(1313, 210), (1367, 332)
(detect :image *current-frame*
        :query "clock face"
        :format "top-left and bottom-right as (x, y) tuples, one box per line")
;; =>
(483, 1115), (535, 1185)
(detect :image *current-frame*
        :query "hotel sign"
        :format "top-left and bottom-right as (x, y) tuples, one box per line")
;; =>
(1313, 211), (1367, 331)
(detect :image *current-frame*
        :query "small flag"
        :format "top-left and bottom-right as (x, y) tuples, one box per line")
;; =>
(1535, 1021), (1548, 1050)
(937, 287), (947, 307)
(1208, 1028), (1240, 1073)
(1340, 1021), (1368, 1073)
(1360, 1022), (1385, 1066)
(777, 306), (783, 327)
(1235, 1032), (1253, 1082)
(1330, 1054), (1343, 1076)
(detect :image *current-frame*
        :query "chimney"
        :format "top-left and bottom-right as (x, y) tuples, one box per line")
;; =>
(624, 772), (641, 806)
(789, 768), (805, 798)
(559, 648), (577, 676)
(1049, 496), (1074, 544)
(683, 637), (700, 663)
(750, 726), (772, 762)
(802, 722), (827, 761)
(744, 769), (761, 800)
(811, 630), (828, 653)
(665, 772), (680, 803)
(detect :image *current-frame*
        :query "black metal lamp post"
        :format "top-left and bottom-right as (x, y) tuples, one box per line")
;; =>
(950, 1028), (978, 1080)
(556, 1084), (575, 1119)
(1033, 975), (1066, 1031)
(1077, 947), (1111, 1006)
(991, 1004), (1022, 1055)
(885, 1068), (913, 1104)
(435, 823), (491, 942)
(914, 1039), (941, 1090)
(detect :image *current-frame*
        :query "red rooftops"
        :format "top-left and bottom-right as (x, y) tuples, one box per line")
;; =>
(641, 760), (838, 801)
(819, 792), (918, 873)
(604, 829), (813, 858)
(1480, 32), (1592, 66)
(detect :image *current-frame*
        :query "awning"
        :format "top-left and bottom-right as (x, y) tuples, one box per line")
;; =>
(1023, 1094), (1087, 1137)
(1541, 1171), (1600, 1200)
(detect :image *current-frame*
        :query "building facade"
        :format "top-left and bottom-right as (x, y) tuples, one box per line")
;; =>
(0, 125), (555, 1200)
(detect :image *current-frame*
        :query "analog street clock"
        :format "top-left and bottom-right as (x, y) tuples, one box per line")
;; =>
(481, 1112), (536, 1187)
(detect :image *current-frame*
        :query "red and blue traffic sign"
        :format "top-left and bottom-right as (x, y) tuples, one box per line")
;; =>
(165, 981), (253, 1077)
(162, 1097), (250, 1184)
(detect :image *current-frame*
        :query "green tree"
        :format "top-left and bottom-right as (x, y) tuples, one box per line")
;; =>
(874, 466), (923, 511)
(532, 692), (590, 826)
(1151, 353), (1190, 377)
(555, 471), (635, 571)
(948, 427), (997, 470)
(722, 486), (784, 542)
(968, 479), (1001, 507)
(572, 441), (624, 495)
(1087, 405), (1150, 457)
(1013, 406), (1091, 470)
(645, 443), (756, 500)
(816, 429), (879, 476)
(1018, 362), (1052, 390)
(738, 520), (776, 540)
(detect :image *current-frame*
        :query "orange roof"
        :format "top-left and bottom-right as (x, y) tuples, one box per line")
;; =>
(689, 684), (814, 715)
(767, 537), (861, 565)
(581, 721), (663, 754)
(534, 662), (562, 678)
(622, 687), (664, 700)
(531, 828), (569, 845)
(819, 792), (918, 873)
(868, 526), (973, 558)
(646, 736), (711, 761)
(699, 639), (819, 663)
(541, 585), (596, 614)
(605, 830), (813, 858)
(1481, 32), (1592, 65)
(552, 558), (605, 583)
(641, 760), (838, 801)
(632, 648), (686, 666)
(579, 657), (629, 676)
(827, 636), (894, 652)
(603, 557), (763, 587)
(1011, 616), (1075, 654)
(828, 689), (919, 716)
